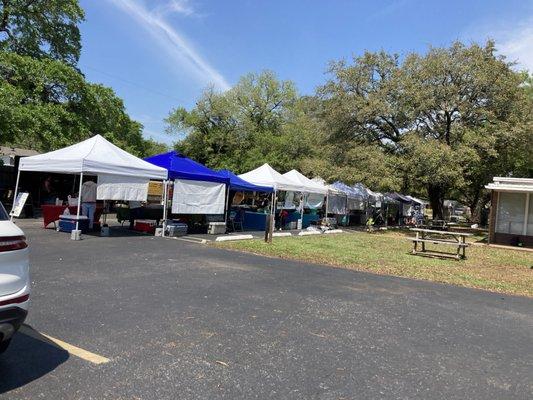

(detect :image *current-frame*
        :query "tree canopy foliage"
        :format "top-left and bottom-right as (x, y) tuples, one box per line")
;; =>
(319, 41), (532, 218)
(0, 0), (168, 156)
(0, 51), (153, 156)
(170, 42), (532, 220)
(0, 0), (84, 65)
(167, 71), (321, 173)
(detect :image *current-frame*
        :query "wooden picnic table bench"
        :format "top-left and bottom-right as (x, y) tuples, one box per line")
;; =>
(409, 228), (473, 259)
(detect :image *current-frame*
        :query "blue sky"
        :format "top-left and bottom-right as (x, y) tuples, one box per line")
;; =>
(78, 0), (533, 144)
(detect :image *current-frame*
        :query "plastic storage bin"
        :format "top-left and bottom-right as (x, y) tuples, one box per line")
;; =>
(58, 215), (89, 233)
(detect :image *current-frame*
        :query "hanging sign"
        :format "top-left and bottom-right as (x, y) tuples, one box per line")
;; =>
(10, 192), (29, 217)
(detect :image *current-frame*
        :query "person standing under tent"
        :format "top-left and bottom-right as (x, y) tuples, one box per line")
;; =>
(81, 177), (97, 230)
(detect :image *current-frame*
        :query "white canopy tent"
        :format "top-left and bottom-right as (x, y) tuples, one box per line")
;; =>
(239, 164), (302, 192)
(283, 170), (328, 226)
(18, 135), (167, 178)
(13, 135), (167, 233)
(312, 177), (347, 217)
(282, 170), (328, 195)
(238, 164), (303, 230)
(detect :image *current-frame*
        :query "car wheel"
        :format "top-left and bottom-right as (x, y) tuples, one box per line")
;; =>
(0, 339), (12, 354)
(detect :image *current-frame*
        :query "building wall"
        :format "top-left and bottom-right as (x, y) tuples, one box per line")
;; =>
(493, 232), (533, 247)
(488, 190), (498, 244)
(489, 190), (533, 248)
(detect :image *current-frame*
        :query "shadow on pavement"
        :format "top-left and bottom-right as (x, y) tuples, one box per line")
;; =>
(0, 328), (69, 394)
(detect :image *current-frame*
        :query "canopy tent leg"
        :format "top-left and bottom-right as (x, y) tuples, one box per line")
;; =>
(270, 190), (276, 232)
(76, 172), (83, 232)
(300, 192), (305, 230)
(162, 180), (169, 237)
(9, 169), (21, 221)
(325, 192), (329, 224)
(224, 184), (230, 229)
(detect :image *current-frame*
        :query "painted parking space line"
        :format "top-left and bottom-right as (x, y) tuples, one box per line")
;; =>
(19, 325), (110, 365)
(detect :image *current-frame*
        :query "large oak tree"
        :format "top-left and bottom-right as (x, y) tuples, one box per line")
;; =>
(320, 41), (532, 219)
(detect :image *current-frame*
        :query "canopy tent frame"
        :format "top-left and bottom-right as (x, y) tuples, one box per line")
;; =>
(11, 135), (167, 236)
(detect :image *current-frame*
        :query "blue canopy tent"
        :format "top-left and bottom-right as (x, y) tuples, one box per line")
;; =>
(145, 151), (228, 183)
(145, 151), (231, 236)
(215, 169), (273, 193)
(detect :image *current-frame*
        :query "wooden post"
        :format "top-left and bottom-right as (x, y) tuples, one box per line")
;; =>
(264, 214), (273, 243)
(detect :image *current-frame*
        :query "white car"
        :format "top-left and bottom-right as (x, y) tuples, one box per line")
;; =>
(0, 202), (30, 354)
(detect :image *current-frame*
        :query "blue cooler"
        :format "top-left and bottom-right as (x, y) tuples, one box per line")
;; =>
(58, 215), (89, 233)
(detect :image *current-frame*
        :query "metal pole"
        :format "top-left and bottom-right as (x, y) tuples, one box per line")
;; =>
(162, 180), (168, 237)
(300, 192), (305, 230)
(76, 172), (83, 231)
(269, 190), (276, 239)
(10, 169), (21, 221)
(325, 191), (329, 226)
(224, 184), (230, 225)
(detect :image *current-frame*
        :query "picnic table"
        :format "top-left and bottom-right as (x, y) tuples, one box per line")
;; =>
(409, 228), (472, 259)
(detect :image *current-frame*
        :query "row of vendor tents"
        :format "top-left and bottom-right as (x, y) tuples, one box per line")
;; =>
(11, 135), (427, 232)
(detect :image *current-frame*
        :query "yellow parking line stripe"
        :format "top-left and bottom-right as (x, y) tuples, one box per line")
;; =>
(19, 325), (110, 365)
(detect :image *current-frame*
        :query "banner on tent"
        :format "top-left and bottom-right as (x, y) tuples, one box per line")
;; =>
(172, 179), (225, 214)
(97, 175), (149, 201)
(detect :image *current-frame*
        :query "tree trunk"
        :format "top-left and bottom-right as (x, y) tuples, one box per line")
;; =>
(469, 191), (491, 225)
(468, 189), (481, 224)
(427, 184), (445, 220)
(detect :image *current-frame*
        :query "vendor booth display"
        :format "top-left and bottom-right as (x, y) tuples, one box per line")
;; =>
(145, 151), (230, 235)
(13, 135), (167, 238)
(311, 177), (347, 218)
(215, 169), (273, 232)
(282, 170), (327, 229)
(238, 164), (302, 231)
(388, 193), (415, 224)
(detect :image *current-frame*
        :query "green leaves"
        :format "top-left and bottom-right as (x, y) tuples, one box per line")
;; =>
(0, 0), (84, 65)
(0, 51), (160, 156)
(167, 71), (313, 173)
(319, 41), (532, 218)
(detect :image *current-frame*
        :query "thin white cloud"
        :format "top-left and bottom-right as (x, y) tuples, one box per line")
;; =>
(154, 0), (195, 17)
(463, 14), (533, 73)
(495, 18), (533, 72)
(107, 0), (231, 91)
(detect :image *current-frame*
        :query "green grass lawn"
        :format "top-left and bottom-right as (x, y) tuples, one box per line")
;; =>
(215, 231), (533, 297)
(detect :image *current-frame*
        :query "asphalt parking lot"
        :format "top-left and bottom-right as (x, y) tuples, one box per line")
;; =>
(1, 221), (532, 399)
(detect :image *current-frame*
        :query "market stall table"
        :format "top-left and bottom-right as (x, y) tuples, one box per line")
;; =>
(41, 204), (103, 229)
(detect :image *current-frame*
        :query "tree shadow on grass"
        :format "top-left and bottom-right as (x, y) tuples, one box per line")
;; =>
(0, 326), (69, 394)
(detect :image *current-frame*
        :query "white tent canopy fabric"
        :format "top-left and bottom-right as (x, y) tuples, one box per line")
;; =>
(238, 163), (301, 192)
(311, 177), (343, 195)
(282, 170), (328, 195)
(19, 134), (167, 179)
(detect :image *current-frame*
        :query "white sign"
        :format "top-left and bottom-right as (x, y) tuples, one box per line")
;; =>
(10, 192), (29, 217)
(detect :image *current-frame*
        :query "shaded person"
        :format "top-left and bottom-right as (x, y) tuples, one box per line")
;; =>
(81, 177), (97, 229)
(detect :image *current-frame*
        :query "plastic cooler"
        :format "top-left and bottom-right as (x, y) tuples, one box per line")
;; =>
(166, 221), (188, 237)
(58, 215), (89, 233)
(208, 222), (226, 235)
(134, 220), (156, 234)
